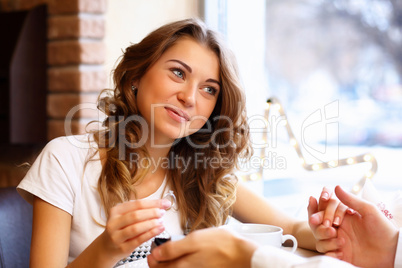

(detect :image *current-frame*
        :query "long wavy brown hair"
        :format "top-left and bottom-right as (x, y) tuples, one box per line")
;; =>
(92, 18), (252, 232)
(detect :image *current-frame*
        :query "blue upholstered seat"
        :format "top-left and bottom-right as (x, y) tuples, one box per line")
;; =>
(0, 187), (32, 268)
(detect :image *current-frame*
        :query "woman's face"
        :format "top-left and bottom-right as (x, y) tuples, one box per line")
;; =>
(136, 37), (221, 146)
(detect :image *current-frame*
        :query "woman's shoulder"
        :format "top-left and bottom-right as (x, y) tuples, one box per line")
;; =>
(42, 134), (98, 162)
(45, 134), (95, 151)
(17, 134), (100, 210)
(47, 134), (95, 147)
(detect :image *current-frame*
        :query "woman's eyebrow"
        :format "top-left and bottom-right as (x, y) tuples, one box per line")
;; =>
(206, 78), (221, 88)
(168, 59), (221, 87)
(167, 59), (192, 73)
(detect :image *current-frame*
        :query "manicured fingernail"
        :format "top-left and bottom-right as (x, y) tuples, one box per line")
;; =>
(347, 208), (355, 214)
(333, 217), (340, 226)
(324, 219), (331, 227)
(161, 199), (172, 209)
(159, 209), (166, 217)
(322, 193), (329, 200)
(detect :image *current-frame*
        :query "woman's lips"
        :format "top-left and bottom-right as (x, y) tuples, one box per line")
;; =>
(164, 107), (190, 122)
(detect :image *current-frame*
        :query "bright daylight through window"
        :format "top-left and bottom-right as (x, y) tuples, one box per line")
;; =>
(204, 0), (402, 218)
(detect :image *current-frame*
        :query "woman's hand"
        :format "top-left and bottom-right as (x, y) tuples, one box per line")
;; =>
(307, 187), (350, 253)
(148, 228), (258, 268)
(99, 199), (171, 264)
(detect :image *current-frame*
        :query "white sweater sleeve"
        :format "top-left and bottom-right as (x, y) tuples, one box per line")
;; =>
(251, 246), (357, 268)
(394, 229), (402, 268)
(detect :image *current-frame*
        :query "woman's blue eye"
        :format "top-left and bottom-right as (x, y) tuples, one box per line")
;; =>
(203, 87), (217, 96)
(172, 69), (184, 79)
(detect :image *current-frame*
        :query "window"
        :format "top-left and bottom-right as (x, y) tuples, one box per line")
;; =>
(204, 0), (402, 218)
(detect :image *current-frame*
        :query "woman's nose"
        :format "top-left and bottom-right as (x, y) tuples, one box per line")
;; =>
(177, 84), (196, 107)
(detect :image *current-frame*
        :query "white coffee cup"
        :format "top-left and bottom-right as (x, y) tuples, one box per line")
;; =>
(222, 223), (298, 253)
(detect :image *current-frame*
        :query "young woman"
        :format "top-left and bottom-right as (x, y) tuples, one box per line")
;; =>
(17, 18), (343, 268)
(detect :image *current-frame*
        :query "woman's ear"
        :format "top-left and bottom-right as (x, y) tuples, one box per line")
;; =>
(131, 80), (139, 88)
(131, 80), (139, 95)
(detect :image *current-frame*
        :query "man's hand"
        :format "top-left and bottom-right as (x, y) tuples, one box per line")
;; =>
(327, 185), (399, 268)
(148, 228), (258, 268)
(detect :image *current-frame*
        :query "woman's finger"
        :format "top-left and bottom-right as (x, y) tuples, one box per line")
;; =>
(125, 224), (166, 250)
(312, 223), (337, 240)
(114, 208), (166, 230)
(322, 198), (339, 227)
(111, 199), (171, 217)
(332, 202), (349, 226)
(316, 237), (345, 253)
(112, 218), (164, 245)
(317, 187), (333, 211)
(309, 210), (324, 232)
(307, 196), (318, 219)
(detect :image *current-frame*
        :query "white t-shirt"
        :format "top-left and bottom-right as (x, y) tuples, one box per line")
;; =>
(17, 134), (183, 265)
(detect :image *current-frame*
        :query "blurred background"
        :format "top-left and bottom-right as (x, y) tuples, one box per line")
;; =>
(1, 0), (401, 218)
(205, 0), (402, 218)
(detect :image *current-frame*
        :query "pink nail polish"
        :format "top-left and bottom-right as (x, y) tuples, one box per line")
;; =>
(161, 199), (172, 209)
(333, 217), (340, 226)
(347, 208), (356, 214)
(159, 209), (166, 217)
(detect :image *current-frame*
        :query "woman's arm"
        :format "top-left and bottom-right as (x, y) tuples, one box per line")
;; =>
(232, 183), (316, 250)
(31, 196), (170, 268)
(31, 197), (71, 267)
(68, 199), (169, 268)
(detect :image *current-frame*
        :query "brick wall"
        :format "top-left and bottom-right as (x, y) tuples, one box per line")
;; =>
(1, 0), (107, 140)
(0, 0), (107, 187)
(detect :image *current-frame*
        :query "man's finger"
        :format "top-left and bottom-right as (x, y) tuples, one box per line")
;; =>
(151, 236), (195, 262)
(334, 185), (368, 216)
